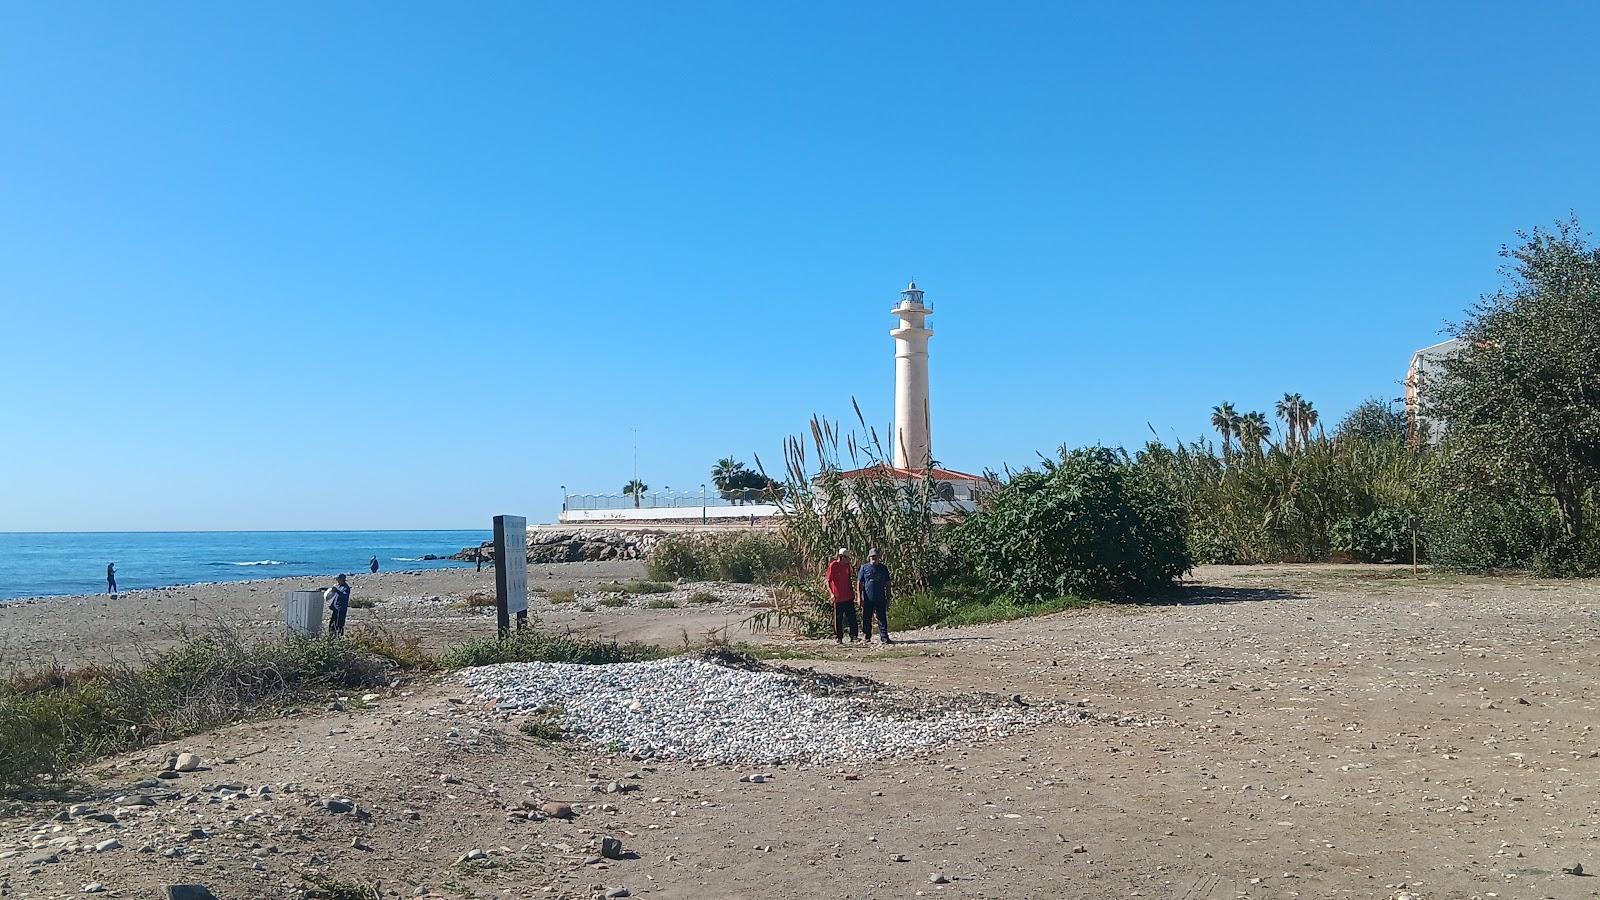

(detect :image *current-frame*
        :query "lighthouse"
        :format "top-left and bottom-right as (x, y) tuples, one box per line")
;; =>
(891, 280), (933, 469)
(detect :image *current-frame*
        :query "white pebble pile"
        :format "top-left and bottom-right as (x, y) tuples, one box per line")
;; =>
(459, 657), (1066, 764)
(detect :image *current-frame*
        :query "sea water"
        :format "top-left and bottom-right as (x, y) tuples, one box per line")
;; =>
(0, 530), (490, 601)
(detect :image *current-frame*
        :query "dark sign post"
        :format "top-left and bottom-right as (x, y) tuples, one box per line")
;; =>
(493, 515), (528, 638)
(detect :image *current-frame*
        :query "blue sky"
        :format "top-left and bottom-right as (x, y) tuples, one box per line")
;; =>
(2, 2), (1597, 530)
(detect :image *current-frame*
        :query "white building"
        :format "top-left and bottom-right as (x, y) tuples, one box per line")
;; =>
(1405, 338), (1466, 443)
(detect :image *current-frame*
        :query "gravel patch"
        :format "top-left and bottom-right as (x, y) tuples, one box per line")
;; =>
(459, 656), (1075, 764)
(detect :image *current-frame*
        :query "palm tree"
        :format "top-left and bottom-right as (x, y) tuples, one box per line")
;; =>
(1210, 402), (1241, 457)
(1299, 400), (1319, 450)
(1276, 393), (1301, 454)
(710, 457), (745, 501)
(1237, 411), (1271, 456)
(622, 479), (649, 509)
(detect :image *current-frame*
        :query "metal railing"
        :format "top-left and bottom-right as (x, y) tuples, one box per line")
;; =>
(562, 490), (778, 512)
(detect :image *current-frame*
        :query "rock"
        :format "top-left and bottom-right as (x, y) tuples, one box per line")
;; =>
(600, 836), (624, 859)
(322, 797), (355, 814)
(441, 774), (462, 785)
(1563, 862), (1585, 876)
(744, 774), (767, 784)
(604, 889), (631, 899)
(458, 848), (487, 863)
(93, 839), (121, 852)
(163, 887), (220, 900)
(82, 884), (105, 894)
(543, 801), (575, 819)
(174, 752), (202, 772)
(930, 873), (950, 884)
(361, 693), (380, 702)
(156, 770), (181, 780)
(1514, 696), (1532, 705)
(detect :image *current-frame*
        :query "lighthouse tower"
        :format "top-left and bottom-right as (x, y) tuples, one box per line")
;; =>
(891, 280), (934, 469)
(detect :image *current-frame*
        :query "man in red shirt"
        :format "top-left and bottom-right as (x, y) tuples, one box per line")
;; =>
(824, 548), (859, 644)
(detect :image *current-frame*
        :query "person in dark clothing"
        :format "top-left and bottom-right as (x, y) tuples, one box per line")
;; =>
(858, 548), (892, 644)
(824, 548), (858, 643)
(326, 574), (352, 638)
(369, 556), (380, 574)
(106, 562), (117, 596)
(474, 547), (483, 572)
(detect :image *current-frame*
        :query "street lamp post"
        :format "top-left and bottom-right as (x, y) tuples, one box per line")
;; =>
(700, 483), (707, 524)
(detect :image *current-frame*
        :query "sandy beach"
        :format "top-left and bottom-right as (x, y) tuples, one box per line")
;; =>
(0, 560), (765, 672)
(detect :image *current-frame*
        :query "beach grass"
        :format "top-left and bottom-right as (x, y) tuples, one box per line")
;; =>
(0, 622), (663, 790)
(622, 580), (674, 594)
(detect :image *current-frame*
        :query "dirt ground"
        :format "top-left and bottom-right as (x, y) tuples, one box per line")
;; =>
(5, 564), (1600, 900)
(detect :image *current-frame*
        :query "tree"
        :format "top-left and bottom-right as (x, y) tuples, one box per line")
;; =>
(1299, 400), (1319, 449)
(1276, 393), (1301, 455)
(622, 479), (649, 508)
(1237, 411), (1271, 456)
(1210, 402), (1241, 457)
(1433, 218), (1600, 547)
(1336, 398), (1407, 444)
(710, 457), (746, 499)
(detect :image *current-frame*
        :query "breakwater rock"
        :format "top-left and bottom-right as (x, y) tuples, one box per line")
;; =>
(453, 528), (664, 564)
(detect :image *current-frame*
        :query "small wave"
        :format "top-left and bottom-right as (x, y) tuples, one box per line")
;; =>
(230, 560), (286, 567)
(391, 557), (419, 561)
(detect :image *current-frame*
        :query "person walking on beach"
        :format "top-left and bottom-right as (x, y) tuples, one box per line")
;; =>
(473, 547), (483, 572)
(326, 574), (352, 638)
(858, 548), (893, 644)
(369, 556), (379, 574)
(106, 562), (117, 596)
(824, 548), (858, 644)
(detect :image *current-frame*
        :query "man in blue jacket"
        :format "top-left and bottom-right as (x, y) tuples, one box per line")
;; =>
(326, 574), (352, 638)
(858, 548), (893, 644)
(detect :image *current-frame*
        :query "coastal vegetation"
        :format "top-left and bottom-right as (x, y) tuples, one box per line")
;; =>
(738, 219), (1600, 638)
(710, 456), (783, 503)
(646, 531), (796, 584)
(0, 624), (660, 790)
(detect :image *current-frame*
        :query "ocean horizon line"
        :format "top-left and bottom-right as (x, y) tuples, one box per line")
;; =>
(0, 527), (514, 536)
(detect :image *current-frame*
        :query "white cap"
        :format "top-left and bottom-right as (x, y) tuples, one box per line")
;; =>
(837, 547), (850, 556)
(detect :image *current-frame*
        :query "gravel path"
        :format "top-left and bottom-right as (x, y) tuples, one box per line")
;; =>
(459, 656), (1071, 764)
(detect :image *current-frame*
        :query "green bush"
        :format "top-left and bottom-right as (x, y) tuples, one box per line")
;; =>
(1424, 496), (1548, 572)
(1331, 507), (1416, 563)
(954, 447), (1191, 600)
(646, 533), (796, 584)
(646, 538), (706, 581)
(937, 595), (1090, 627)
(623, 580), (673, 594)
(886, 593), (959, 632)
(438, 630), (660, 669)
